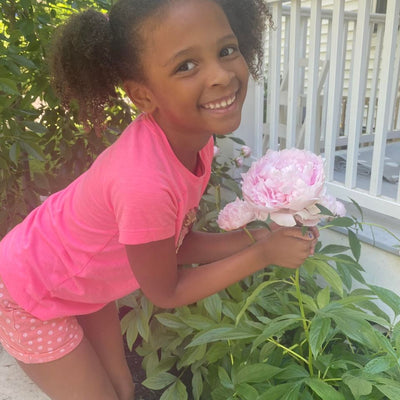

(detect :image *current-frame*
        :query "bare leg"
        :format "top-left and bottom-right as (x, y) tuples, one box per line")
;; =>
(77, 302), (135, 400)
(18, 303), (135, 400)
(18, 336), (120, 400)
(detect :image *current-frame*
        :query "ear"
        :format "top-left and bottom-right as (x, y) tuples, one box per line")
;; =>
(124, 80), (157, 113)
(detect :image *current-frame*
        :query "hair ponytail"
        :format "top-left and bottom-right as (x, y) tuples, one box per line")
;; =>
(49, 9), (119, 133)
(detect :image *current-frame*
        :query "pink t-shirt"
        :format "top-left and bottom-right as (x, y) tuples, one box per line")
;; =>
(0, 114), (213, 320)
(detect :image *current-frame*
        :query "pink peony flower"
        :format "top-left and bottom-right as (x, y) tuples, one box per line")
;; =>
(234, 156), (244, 168)
(217, 148), (346, 230)
(217, 198), (255, 231)
(240, 145), (252, 158)
(319, 194), (346, 218)
(241, 148), (326, 226)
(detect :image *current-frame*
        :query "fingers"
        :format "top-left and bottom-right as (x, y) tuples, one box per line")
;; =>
(282, 227), (315, 241)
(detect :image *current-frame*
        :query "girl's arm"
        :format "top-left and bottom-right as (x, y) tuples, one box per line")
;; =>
(175, 228), (273, 265)
(176, 224), (319, 265)
(125, 227), (315, 309)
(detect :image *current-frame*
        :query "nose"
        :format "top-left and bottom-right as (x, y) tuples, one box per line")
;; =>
(206, 60), (235, 87)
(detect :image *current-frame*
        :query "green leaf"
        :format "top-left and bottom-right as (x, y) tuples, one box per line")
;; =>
(23, 121), (47, 134)
(19, 141), (45, 161)
(120, 309), (135, 335)
(369, 285), (400, 317)
(252, 317), (301, 349)
(312, 259), (344, 297)
(228, 136), (246, 145)
(155, 313), (187, 330)
(236, 279), (281, 324)
(136, 309), (150, 341)
(276, 364), (309, 381)
(218, 366), (233, 389)
(235, 363), (281, 384)
(126, 319), (138, 351)
(142, 372), (176, 390)
(316, 286), (330, 309)
(376, 384), (400, 399)
(8, 54), (37, 69)
(177, 343), (207, 368)
(235, 383), (259, 400)
(187, 325), (259, 347)
(319, 244), (350, 254)
(182, 314), (216, 330)
(309, 316), (331, 357)
(316, 204), (334, 216)
(305, 377), (345, 400)
(258, 382), (302, 400)
(223, 178), (242, 196)
(348, 229), (361, 261)
(205, 342), (230, 363)
(203, 294), (222, 322)
(0, 78), (20, 95)
(192, 369), (203, 400)
(9, 142), (20, 164)
(343, 375), (372, 397)
(324, 217), (355, 228)
(350, 198), (364, 219)
(159, 379), (188, 400)
(364, 355), (395, 374)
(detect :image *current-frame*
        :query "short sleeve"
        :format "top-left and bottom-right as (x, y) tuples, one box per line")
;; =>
(111, 176), (177, 245)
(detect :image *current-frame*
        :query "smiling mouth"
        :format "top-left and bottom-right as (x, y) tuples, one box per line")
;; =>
(202, 93), (237, 110)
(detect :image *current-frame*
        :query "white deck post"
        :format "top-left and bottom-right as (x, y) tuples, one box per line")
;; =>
(345, 1), (371, 189)
(266, 1), (283, 151)
(324, 0), (345, 180)
(370, 0), (400, 197)
(304, 0), (322, 153)
(286, 0), (302, 148)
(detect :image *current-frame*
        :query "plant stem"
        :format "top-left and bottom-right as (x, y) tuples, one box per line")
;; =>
(295, 269), (314, 376)
(215, 184), (221, 211)
(267, 338), (309, 365)
(243, 227), (256, 243)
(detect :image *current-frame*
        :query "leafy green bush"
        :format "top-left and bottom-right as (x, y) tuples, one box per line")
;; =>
(121, 137), (400, 400)
(0, 0), (135, 237)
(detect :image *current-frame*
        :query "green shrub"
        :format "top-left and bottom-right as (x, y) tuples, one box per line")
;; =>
(0, 0), (135, 237)
(121, 137), (400, 400)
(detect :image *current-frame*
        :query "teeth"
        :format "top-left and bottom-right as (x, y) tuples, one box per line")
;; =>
(204, 94), (236, 110)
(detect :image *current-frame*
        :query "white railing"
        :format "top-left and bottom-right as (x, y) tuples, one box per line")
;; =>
(237, 0), (400, 219)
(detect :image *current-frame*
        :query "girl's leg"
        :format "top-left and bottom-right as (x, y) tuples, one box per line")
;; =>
(18, 336), (121, 400)
(77, 302), (135, 400)
(18, 302), (135, 400)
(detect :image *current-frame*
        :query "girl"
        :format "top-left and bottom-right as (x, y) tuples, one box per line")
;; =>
(0, 0), (317, 399)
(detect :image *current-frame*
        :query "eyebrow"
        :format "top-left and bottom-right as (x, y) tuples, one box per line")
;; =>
(163, 34), (238, 67)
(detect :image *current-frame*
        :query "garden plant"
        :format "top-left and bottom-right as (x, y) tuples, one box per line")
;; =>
(121, 137), (400, 400)
(0, 0), (135, 238)
(2, 2), (400, 399)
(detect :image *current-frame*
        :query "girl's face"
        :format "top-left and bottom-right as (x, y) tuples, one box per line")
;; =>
(135, 0), (249, 147)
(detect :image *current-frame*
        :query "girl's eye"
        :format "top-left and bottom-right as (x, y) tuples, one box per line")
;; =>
(176, 61), (196, 73)
(220, 46), (237, 57)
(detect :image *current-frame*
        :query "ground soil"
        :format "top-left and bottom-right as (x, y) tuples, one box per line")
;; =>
(124, 344), (161, 400)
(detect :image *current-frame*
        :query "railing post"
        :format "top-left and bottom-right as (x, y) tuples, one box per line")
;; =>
(370, 0), (400, 197)
(286, 0), (302, 148)
(266, 1), (283, 151)
(324, 0), (345, 181)
(345, 0), (371, 189)
(304, 0), (322, 153)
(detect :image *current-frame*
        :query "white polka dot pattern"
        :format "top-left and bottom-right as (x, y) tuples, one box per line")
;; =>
(0, 276), (83, 364)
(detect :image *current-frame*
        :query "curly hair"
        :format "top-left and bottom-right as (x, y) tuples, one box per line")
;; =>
(49, 0), (271, 132)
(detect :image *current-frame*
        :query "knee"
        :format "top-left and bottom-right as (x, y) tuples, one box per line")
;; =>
(117, 380), (135, 400)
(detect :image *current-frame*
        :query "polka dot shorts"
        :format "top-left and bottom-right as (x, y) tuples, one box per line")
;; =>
(0, 276), (84, 364)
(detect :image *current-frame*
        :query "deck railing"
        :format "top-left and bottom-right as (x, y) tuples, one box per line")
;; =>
(238, 0), (400, 219)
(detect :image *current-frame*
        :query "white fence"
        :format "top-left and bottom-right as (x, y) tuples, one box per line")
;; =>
(237, 0), (400, 219)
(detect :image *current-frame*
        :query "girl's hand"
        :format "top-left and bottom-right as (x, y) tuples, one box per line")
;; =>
(257, 227), (316, 269)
